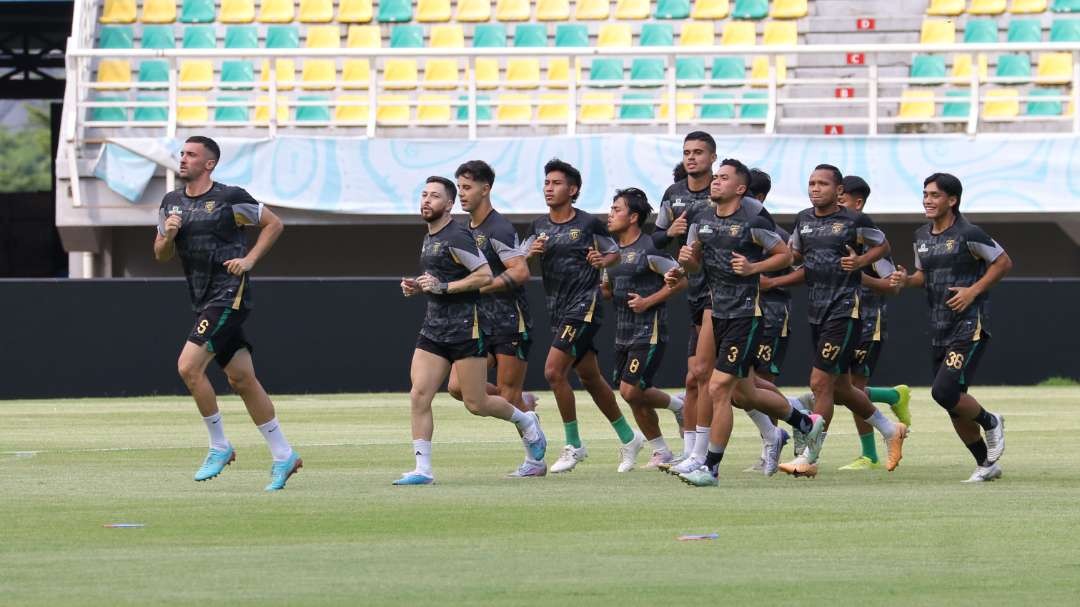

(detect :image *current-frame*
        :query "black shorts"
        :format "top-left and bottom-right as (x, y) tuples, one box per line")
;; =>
(931, 333), (990, 391)
(551, 318), (599, 366)
(753, 330), (789, 378)
(810, 317), (859, 375)
(612, 343), (666, 390)
(712, 315), (761, 378)
(188, 306), (252, 368)
(416, 334), (486, 362)
(852, 339), (883, 378)
(488, 332), (532, 361)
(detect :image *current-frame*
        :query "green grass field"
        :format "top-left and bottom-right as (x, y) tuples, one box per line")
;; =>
(2, 387), (1079, 605)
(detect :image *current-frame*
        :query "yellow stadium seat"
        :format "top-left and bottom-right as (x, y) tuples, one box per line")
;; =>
(770, 0), (807, 18)
(507, 58), (541, 89)
(377, 95), (410, 124)
(1009, 0), (1048, 13)
(347, 25), (381, 47)
(220, 0), (256, 23)
(537, 0), (571, 21)
(301, 61), (336, 89)
(260, 59), (296, 90)
(430, 24), (465, 48)
(722, 21), (755, 45)
(254, 95), (289, 123)
(417, 0), (452, 22)
(497, 94), (532, 122)
(457, 0), (492, 21)
(424, 59), (460, 88)
(299, 0), (334, 22)
(921, 20), (956, 44)
(475, 58), (500, 89)
(496, 0), (531, 21)
(339, 0), (374, 22)
(763, 21), (797, 45)
(547, 58), (581, 88)
(258, 0), (295, 23)
(96, 59), (131, 89)
(898, 89), (935, 119)
(598, 24), (632, 47)
(342, 59), (371, 88)
(1037, 52), (1073, 84)
(579, 92), (615, 122)
(179, 60), (214, 90)
(141, 0), (177, 23)
(926, 0), (964, 15)
(384, 59), (419, 89)
(177, 96), (209, 124)
(100, 0), (136, 23)
(575, 0), (611, 20)
(418, 94), (452, 122)
(750, 55), (787, 86)
(983, 88), (1019, 118)
(692, 0), (729, 19)
(952, 53), (988, 82)
(306, 25), (340, 47)
(615, 0), (650, 18)
(538, 93), (569, 121)
(335, 95), (369, 122)
(681, 22), (715, 46)
(969, 0), (1007, 14)
(658, 92), (695, 121)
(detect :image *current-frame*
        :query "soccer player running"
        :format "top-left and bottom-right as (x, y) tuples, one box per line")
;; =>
(778, 165), (908, 478)
(524, 159), (645, 473)
(665, 159), (824, 486)
(154, 135), (300, 491)
(890, 173), (1011, 483)
(652, 132), (717, 466)
(396, 176), (547, 485)
(600, 188), (687, 470)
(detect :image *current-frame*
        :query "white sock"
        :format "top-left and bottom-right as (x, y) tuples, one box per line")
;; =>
(692, 426), (710, 462)
(509, 408), (540, 442)
(682, 430), (696, 458)
(256, 417), (293, 462)
(789, 395), (812, 414)
(412, 439), (433, 476)
(650, 436), (670, 454)
(202, 412), (230, 451)
(667, 393), (684, 412)
(865, 409), (897, 439)
(745, 409), (777, 439)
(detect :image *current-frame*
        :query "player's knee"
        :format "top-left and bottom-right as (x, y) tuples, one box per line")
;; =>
(177, 359), (202, 387)
(225, 370), (254, 393)
(931, 378), (961, 410)
(684, 369), (696, 389)
(619, 382), (643, 404)
(462, 395), (486, 416)
(543, 363), (566, 386)
(809, 372), (831, 396)
(708, 374), (734, 397)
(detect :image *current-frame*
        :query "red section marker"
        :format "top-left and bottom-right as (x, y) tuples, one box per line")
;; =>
(824, 125), (845, 135)
(856, 18), (876, 31)
(835, 87), (855, 98)
(846, 53), (865, 65)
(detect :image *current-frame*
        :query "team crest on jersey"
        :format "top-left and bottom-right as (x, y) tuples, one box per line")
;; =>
(204, 201), (216, 213)
(429, 242), (442, 255)
(728, 224), (743, 237)
(945, 239), (956, 252)
(474, 233), (488, 249)
(568, 228), (582, 241)
(831, 223), (844, 234)
(623, 251), (638, 264)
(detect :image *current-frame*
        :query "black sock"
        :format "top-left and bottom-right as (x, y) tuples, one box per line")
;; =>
(973, 407), (998, 431)
(705, 447), (725, 477)
(966, 439), (990, 467)
(785, 408), (812, 434)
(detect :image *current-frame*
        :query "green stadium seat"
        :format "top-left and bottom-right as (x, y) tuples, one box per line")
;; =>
(1026, 87), (1064, 114)
(911, 54), (948, 79)
(1050, 0), (1080, 12)
(182, 25), (216, 49)
(654, 0), (691, 18)
(963, 19), (998, 43)
(514, 24), (548, 47)
(215, 96), (250, 122)
(141, 25), (175, 49)
(711, 56), (746, 83)
(619, 93), (655, 119)
(138, 59), (170, 84)
(133, 95), (167, 121)
(99, 25), (134, 49)
(942, 89), (971, 118)
(91, 96), (127, 122)
(639, 23), (674, 46)
(630, 58), (665, 85)
(390, 25), (425, 48)
(266, 25), (300, 48)
(225, 25), (259, 48)
(996, 53), (1033, 78)
(456, 95), (493, 121)
(676, 57), (706, 83)
(1006, 19), (1042, 42)
(740, 91), (769, 119)
(1050, 19), (1080, 40)
(555, 24), (589, 47)
(296, 96), (332, 121)
(179, 0), (216, 23)
(378, 0), (414, 22)
(733, 0), (769, 19)
(221, 60), (255, 89)
(701, 92), (735, 119)
(472, 24), (507, 48)
(589, 58), (623, 85)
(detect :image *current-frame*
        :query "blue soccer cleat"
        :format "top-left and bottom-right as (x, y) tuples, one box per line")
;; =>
(523, 411), (547, 462)
(265, 451), (302, 491)
(194, 446), (235, 482)
(392, 471), (435, 485)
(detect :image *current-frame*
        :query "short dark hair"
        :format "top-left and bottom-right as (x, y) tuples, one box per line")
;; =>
(426, 175), (457, 202)
(924, 172), (963, 211)
(684, 131), (716, 153)
(613, 187), (652, 228)
(719, 158), (751, 188)
(454, 160), (495, 186)
(544, 158), (582, 201)
(749, 168), (772, 201)
(185, 135), (220, 162)
(672, 161), (688, 183)
(841, 175), (871, 201)
(813, 163), (843, 185)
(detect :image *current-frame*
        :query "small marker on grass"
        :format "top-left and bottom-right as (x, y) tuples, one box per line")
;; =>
(103, 523), (146, 529)
(677, 533), (718, 541)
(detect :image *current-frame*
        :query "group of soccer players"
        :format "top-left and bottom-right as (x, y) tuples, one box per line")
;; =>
(156, 133), (1012, 492)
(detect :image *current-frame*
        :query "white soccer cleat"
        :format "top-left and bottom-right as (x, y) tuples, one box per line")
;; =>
(962, 462), (1003, 483)
(644, 449), (675, 470)
(984, 414), (1005, 462)
(550, 444), (588, 473)
(670, 455), (703, 476)
(617, 432), (646, 472)
(743, 459), (766, 473)
(762, 428), (788, 477)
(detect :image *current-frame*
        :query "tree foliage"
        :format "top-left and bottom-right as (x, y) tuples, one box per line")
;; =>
(0, 104), (52, 193)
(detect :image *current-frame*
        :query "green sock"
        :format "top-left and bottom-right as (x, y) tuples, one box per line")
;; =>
(867, 386), (900, 406)
(611, 416), (636, 444)
(859, 432), (879, 463)
(564, 421), (582, 449)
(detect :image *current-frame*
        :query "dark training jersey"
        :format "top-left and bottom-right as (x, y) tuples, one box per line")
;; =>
(760, 224), (793, 333)
(606, 234), (679, 347)
(466, 209), (532, 339)
(790, 206), (886, 325)
(418, 220), (489, 343)
(858, 255), (897, 343)
(913, 215), (1005, 346)
(653, 179), (713, 316)
(690, 200), (785, 320)
(158, 182), (262, 313)
(524, 210), (618, 327)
